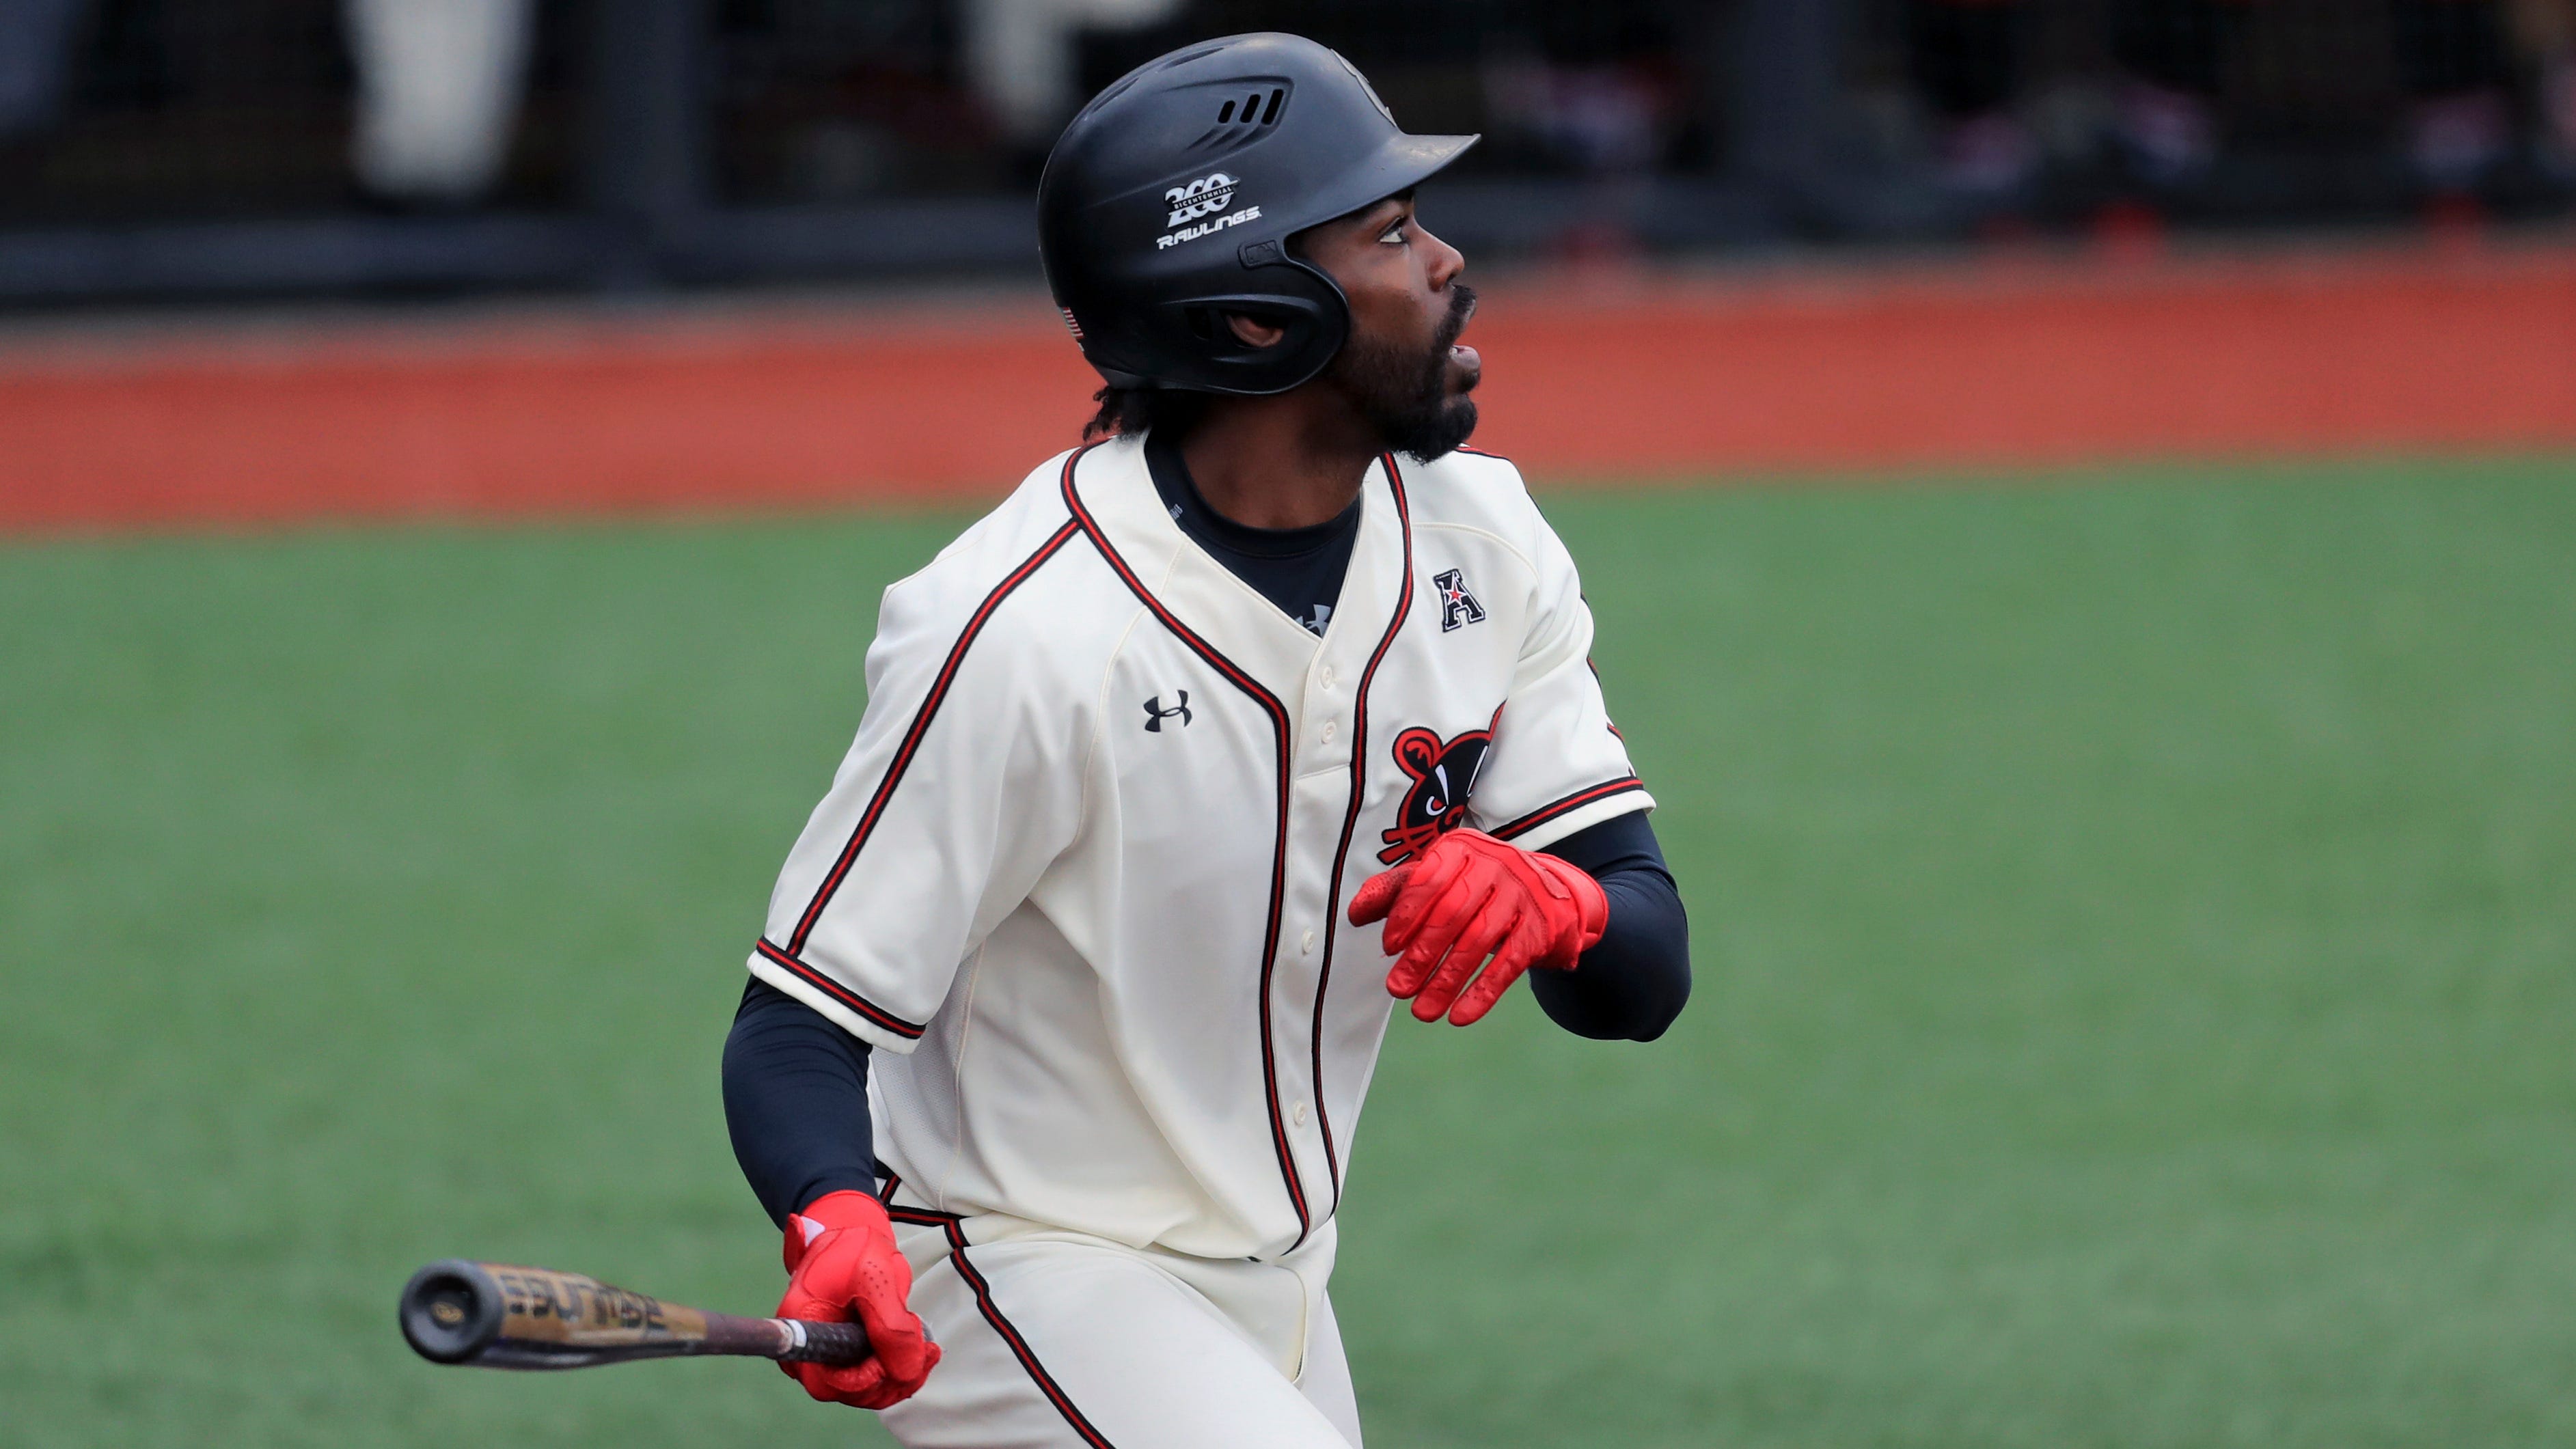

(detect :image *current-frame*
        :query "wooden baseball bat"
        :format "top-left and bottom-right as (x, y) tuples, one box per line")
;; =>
(398, 1258), (871, 1371)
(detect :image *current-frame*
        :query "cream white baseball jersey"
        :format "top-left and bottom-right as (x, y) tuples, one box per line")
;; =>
(747, 432), (1650, 1267)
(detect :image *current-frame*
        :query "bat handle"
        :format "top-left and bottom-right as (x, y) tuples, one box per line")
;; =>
(702, 1310), (873, 1367)
(776, 1318), (872, 1366)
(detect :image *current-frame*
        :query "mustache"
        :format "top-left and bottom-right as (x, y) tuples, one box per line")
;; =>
(1433, 284), (1478, 353)
(1416, 283), (1479, 398)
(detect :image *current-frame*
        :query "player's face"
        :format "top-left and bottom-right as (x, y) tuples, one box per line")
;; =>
(1302, 195), (1479, 460)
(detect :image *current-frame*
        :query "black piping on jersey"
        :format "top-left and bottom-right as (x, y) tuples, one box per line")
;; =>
(871, 1169), (1112, 1444)
(872, 1163), (968, 1228)
(754, 937), (928, 1041)
(873, 1167), (1103, 1442)
(888, 1202), (965, 1229)
(871, 1160), (953, 1221)
(1058, 443), (1316, 1250)
(942, 1218), (1119, 1448)
(1306, 451), (1411, 1223)
(1589, 657), (1626, 741)
(1491, 775), (1649, 842)
(782, 512), (1086, 960)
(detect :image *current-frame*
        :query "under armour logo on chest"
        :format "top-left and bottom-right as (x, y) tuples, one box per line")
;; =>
(1142, 692), (1192, 731)
(1434, 569), (1485, 633)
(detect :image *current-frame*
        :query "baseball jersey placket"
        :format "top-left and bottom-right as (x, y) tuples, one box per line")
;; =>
(1067, 444), (1408, 1258)
(1300, 453), (1412, 1224)
(1274, 454), (1413, 1249)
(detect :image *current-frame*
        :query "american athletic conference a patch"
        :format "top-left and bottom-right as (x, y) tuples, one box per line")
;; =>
(1434, 569), (1485, 632)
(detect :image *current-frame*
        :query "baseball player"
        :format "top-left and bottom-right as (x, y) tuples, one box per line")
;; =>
(720, 32), (1690, 1447)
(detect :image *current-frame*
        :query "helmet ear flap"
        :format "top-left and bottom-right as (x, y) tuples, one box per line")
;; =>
(1160, 258), (1348, 395)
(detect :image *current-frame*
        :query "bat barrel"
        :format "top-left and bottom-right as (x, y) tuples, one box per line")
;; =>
(399, 1259), (508, 1364)
(398, 1258), (871, 1370)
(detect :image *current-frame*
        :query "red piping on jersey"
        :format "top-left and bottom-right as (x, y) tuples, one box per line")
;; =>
(1058, 445), (1315, 1250)
(754, 938), (929, 1040)
(944, 1222), (1119, 1448)
(1491, 775), (1648, 842)
(783, 511), (1085, 956)
(1307, 452), (1412, 1222)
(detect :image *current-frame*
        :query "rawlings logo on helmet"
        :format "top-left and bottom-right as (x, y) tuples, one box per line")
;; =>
(1378, 725), (1493, 865)
(1165, 172), (1239, 227)
(1157, 171), (1262, 249)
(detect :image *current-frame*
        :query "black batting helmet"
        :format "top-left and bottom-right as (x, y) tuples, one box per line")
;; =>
(1037, 33), (1478, 397)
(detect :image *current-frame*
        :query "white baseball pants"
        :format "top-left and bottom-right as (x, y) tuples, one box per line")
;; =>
(879, 1208), (1360, 1448)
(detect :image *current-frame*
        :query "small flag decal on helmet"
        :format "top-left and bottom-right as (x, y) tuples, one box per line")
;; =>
(1059, 307), (1084, 340)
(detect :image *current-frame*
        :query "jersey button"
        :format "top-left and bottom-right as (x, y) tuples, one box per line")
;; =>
(1300, 928), (1316, 954)
(1320, 666), (1337, 689)
(1293, 1101), (1310, 1127)
(1320, 721), (1337, 744)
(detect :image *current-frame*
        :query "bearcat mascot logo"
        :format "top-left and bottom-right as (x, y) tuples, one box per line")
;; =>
(1378, 726), (1492, 864)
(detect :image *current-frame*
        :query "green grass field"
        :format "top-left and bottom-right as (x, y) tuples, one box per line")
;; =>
(5, 458), (2573, 1448)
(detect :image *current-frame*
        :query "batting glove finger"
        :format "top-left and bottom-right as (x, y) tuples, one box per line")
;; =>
(1410, 887), (1522, 1022)
(1386, 868), (1498, 999)
(789, 1354), (889, 1407)
(842, 1273), (940, 1405)
(1345, 863), (1412, 927)
(1378, 842), (1475, 956)
(1447, 927), (1548, 1027)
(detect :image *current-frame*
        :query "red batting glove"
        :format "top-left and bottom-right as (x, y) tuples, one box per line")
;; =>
(1348, 827), (1608, 1027)
(778, 1190), (940, 1409)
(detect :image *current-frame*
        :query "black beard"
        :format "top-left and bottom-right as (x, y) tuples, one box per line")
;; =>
(1326, 284), (1479, 461)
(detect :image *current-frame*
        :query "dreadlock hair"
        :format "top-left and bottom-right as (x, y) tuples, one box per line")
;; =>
(1083, 385), (1214, 443)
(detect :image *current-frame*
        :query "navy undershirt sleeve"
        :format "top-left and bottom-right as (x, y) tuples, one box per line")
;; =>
(1533, 810), (1692, 1042)
(722, 977), (877, 1228)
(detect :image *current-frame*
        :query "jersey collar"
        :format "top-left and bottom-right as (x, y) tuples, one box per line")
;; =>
(1067, 433), (1412, 707)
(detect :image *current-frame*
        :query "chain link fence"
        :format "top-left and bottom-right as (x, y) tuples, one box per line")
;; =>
(1, 0), (2568, 302)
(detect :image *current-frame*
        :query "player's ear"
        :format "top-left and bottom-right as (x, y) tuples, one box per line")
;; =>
(1224, 312), (1288, 349)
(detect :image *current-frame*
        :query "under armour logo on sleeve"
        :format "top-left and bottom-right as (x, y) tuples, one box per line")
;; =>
(1143, 692), (1193, 731)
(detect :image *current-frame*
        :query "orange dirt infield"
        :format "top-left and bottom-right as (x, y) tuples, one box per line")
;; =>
(3, 241), (2572, 533)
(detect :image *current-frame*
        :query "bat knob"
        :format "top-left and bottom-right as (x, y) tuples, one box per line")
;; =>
(400, 1260), (506, 1364)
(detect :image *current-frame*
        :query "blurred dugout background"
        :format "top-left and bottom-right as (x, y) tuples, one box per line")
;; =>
(4, 0), (2576, 305)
